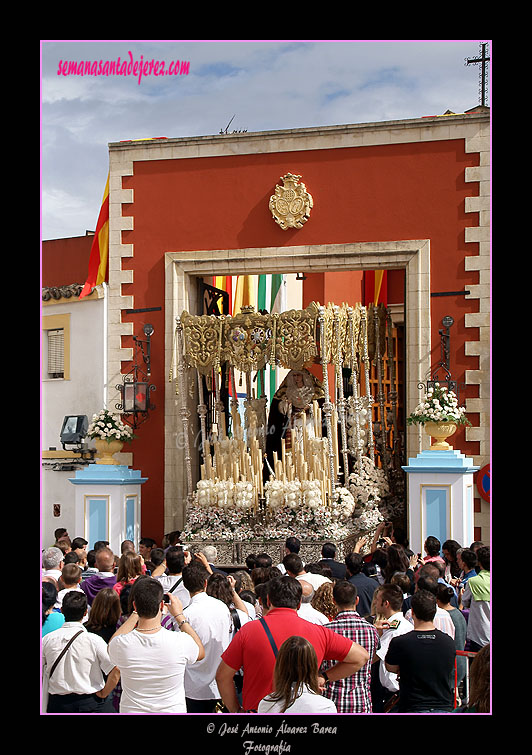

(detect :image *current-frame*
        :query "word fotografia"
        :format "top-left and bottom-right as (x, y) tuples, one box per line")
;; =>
(57, 52), (190, 84)
(242, 742), (290, 755)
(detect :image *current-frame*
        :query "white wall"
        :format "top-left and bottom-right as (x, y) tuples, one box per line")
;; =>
(41, 288), (107, 546)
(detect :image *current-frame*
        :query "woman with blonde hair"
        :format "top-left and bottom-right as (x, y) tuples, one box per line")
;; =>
(311, 581), (338, 621)
(257, 636), (337, 714)
(113, 551), (143, 596)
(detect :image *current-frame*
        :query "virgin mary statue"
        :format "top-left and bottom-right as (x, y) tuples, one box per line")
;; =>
(264, 367), (325, 479)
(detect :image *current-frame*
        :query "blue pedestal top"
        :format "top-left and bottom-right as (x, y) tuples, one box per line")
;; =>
(402, 449), (479, 474)
(68, 464), (148, 485)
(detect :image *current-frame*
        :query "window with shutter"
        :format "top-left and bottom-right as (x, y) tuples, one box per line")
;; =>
(47, 329), (64, 379)
(42, 313), (70, 380)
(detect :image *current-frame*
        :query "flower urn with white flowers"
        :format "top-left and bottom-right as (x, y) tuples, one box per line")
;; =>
(87, 409), (136, 464)
(407, 383), (471, 450)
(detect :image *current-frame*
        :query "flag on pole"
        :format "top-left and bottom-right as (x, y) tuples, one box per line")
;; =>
(80, 174), (110, 299)
(270, 273), (286, 314)
(213, 276), (232, 314)
(257, 274), (267, 313)
(269, 274), (286, 397)
(256, 275), (270, 397)
(233, 275), (255, 314)
(364, 270), (387, 306)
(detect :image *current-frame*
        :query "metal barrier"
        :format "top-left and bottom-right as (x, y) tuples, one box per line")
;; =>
(454, 650), (478, 708)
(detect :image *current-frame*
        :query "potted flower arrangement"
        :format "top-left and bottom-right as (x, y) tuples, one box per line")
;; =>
(87, 409), (136, 464)
(407, 383), (471, 450)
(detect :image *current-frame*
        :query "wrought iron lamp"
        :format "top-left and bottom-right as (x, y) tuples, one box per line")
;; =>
(116, 324), (156, 429)
(420, 315), (462, 401)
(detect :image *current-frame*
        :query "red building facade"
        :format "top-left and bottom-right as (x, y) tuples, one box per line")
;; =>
(58, 113), (491, 543)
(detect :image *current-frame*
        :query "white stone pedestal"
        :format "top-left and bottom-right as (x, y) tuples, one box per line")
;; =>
(69, 465), (148, 554)
(402, 450), (479, 555)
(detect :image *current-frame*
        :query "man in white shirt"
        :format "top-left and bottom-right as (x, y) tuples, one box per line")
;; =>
(297, 580), (329, 625)
(42, 591), (119, 713)
(108, 576), (204, 714)
(372, 583), (413, 711)
(181, 561), (233, 712)
(42, 546), (64, 583)
(155, 546), (191, 609)
(284, 552), (332, 593)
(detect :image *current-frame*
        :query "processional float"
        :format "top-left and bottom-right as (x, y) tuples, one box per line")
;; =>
(170, 301), (401, 549)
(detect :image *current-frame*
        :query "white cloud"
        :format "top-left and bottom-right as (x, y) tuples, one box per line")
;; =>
(41, 39), (490, 239)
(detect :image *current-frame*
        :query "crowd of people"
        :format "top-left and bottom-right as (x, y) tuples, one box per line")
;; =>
(41, 525), (490, 715)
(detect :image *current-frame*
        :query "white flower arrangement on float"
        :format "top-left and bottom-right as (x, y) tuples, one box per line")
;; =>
(352, 503), (384, 534)
(187, 461), (385, 542)
(330, 486), (357, 518)
(346, 456), (389, 535)
(301, 479), (322, 510)
(261, 479), (358, 541)
(261, 506), (305, 540)
(264, 479), (303, 511)
(348, 456), (390, 505)
(195, 479), (256, 511)
(181, 497), (256, 542)
(87, 409), (135, 443)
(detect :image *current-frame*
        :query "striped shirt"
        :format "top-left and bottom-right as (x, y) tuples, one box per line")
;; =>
(321, 610), (380, 713)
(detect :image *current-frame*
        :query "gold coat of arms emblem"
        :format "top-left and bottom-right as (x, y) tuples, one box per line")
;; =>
(269, 173), (313, 230)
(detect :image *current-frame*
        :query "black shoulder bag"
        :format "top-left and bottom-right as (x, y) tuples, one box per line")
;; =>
(259, 617), (278, 658)
(48, 630), (84, 678)
(167, 576), (183, 593)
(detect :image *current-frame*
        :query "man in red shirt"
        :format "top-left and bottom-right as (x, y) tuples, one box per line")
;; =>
(215, 576), (370, 713)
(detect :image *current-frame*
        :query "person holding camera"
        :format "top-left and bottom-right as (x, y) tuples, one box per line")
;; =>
(154, 545), (191, 610)
(108, 577), (204, 713)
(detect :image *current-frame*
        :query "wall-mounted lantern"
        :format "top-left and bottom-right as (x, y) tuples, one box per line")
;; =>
(116, 324), (156, 429)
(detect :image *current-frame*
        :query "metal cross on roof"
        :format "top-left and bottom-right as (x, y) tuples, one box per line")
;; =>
(465, 42), (490, 107)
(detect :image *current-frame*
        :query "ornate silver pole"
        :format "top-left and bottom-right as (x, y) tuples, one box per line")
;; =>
(175, 317), (193, 503)
(258, 368), (267, 453)
(386, 310), (400, 469)
(348, 306), (364, 470)
(333, 305), (349, 482)
(230, 365), (243, 441)
(213, 317), (226, 439)
(196, 368), (209, 468)
(373, 304), (390, 472)
(318, 305), (337, 497)
(360, 306), (375, 463)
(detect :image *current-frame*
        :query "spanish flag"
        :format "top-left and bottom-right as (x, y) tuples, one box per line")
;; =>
(213, 276), (232, 315)
(364, 270), (387, 306)
(80, 174), (110, 299)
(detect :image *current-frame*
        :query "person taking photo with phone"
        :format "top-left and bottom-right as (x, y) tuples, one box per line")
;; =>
(108, 576), (204, 713)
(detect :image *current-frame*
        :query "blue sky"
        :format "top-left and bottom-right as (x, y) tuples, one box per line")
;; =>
(41, 39), (491, 240)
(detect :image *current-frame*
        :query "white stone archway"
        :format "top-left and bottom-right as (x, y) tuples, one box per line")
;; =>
(163, 239), (431, 531)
